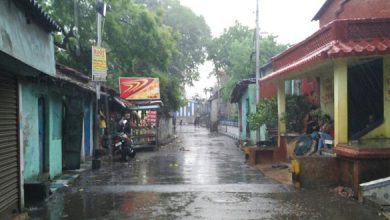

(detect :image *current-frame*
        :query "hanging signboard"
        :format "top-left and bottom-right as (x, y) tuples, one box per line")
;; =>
(92, 46), (107, 81)
(119, 77), (160, 100)
(145, 110), (157, 124)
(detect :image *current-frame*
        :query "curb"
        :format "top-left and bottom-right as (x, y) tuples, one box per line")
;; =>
(255, 163), (293, 185)
(49, 161), (91, 193)
(50, 173), (80, 193)
(218, 131), (239, 140)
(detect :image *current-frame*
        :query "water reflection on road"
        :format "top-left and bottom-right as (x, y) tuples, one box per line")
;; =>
(27, 126), (384, 220)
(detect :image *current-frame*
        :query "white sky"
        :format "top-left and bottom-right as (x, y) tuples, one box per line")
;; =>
(181, 0), (327, 98)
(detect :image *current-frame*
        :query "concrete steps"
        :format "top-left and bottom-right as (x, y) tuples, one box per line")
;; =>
(360, 176), (390, 219)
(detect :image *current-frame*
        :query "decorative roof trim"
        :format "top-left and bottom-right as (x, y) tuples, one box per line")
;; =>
(261, 18), (390, 83)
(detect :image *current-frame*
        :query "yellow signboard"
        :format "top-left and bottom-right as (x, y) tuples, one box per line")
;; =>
(92, 46), (107, 81)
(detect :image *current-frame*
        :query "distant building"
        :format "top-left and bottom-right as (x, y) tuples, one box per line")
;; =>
(176, 101), (197, 118)
(175, 100), (204, 125)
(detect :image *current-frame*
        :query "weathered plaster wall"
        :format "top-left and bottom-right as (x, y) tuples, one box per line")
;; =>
(259, 81), (277, 99)
(0, 1), (55, 75)
(158, 116), (174, 144)
(239, 85), (257, 145)
(21, 82), (62, 181)
(297, 157), (339, 189)
(248, 85), (257, 144)
(320, 73), (334, 118)
(210, 98), (219, 131)
(318, 0), (390, 28)
(21, 83), (40, 181)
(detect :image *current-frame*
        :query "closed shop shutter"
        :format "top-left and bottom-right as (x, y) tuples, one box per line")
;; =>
(0, 74), (19, 214)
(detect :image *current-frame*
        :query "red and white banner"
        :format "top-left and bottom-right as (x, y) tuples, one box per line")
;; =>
(145, 110), (157, 123)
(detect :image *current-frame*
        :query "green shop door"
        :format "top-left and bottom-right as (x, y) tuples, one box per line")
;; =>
(62, 98), (83, 170)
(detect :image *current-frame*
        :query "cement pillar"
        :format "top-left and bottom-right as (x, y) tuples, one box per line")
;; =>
(383, 56), (390, 137)
(277, 81), (286, 134)
(334, 60), (348, 145)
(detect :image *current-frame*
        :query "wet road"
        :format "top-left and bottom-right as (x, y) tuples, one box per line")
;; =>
(28, 126), (384, 220)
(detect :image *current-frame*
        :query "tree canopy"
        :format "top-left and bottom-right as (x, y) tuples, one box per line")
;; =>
(38, 0), (210, 113)
(207, 22), (288, 100)
(135, 0), (211, 85)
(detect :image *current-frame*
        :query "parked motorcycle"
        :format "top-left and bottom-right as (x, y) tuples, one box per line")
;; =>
(112, 132), (136, 161)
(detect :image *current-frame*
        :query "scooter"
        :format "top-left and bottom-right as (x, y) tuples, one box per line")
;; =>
(112, 132), (136, 161)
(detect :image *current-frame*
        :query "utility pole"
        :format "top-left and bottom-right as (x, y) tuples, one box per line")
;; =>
(92, 0), (106, 169)
(255, 0), (261, 143)
(255, 0), (260, 102)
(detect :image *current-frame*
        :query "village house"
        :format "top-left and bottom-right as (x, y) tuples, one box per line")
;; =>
(230, 78), (257, 145)
(0, 0), (60, 216)
(0, 1), (101, 217)
(260, 0), (390, 197)
(231, 65), (320, 163)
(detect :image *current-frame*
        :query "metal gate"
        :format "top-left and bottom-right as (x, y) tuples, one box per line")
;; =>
(0, 74), (19, 215)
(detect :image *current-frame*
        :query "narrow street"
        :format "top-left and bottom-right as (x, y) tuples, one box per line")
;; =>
(28, 126), (383, 220)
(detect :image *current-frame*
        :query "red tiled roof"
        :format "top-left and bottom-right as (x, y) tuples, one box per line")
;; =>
(261, 18), (390, 83)
(328, 39), (390, 56)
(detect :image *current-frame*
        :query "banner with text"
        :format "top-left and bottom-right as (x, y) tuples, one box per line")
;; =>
(119, 77), (160, 100)
(92, 46), (107, 81)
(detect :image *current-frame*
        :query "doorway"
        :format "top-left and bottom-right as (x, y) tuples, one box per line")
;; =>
(62, 98), (83, 170)
(38, 97), (48, 173)
(348, 58), (384, 140)
(245, 98), (250, 140)
(84, 102), (91, 157)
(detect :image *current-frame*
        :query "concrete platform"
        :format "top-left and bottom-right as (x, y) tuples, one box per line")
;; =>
(255, 163), (292, 185)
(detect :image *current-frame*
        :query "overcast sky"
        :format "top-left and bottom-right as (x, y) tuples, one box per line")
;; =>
(181, 0), (327, 98)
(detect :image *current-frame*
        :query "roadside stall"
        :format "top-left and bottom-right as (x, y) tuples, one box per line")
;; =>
(119, 77), (162, 150)
(128, 100), (162, 149)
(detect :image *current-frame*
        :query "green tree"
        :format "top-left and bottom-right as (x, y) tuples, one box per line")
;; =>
(248, 97), (278, 130)
(104, 0), (178, 85)
(207, 22), (288, 100)
(135, 0), (212, 85)
(38, 0), (96, 73)
(248, 95), (312, 133)
(38, 0), (187, 113)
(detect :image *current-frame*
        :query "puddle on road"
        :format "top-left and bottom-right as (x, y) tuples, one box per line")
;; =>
(202, 192), (250, 204)
(27, 126), (385, 220)
(208, 142), (225, 147)
(265, 190), (384, 220)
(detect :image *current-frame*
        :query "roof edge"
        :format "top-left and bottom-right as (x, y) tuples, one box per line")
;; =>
(312, 0), (333, 21)
(16, 0), (60, 32)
